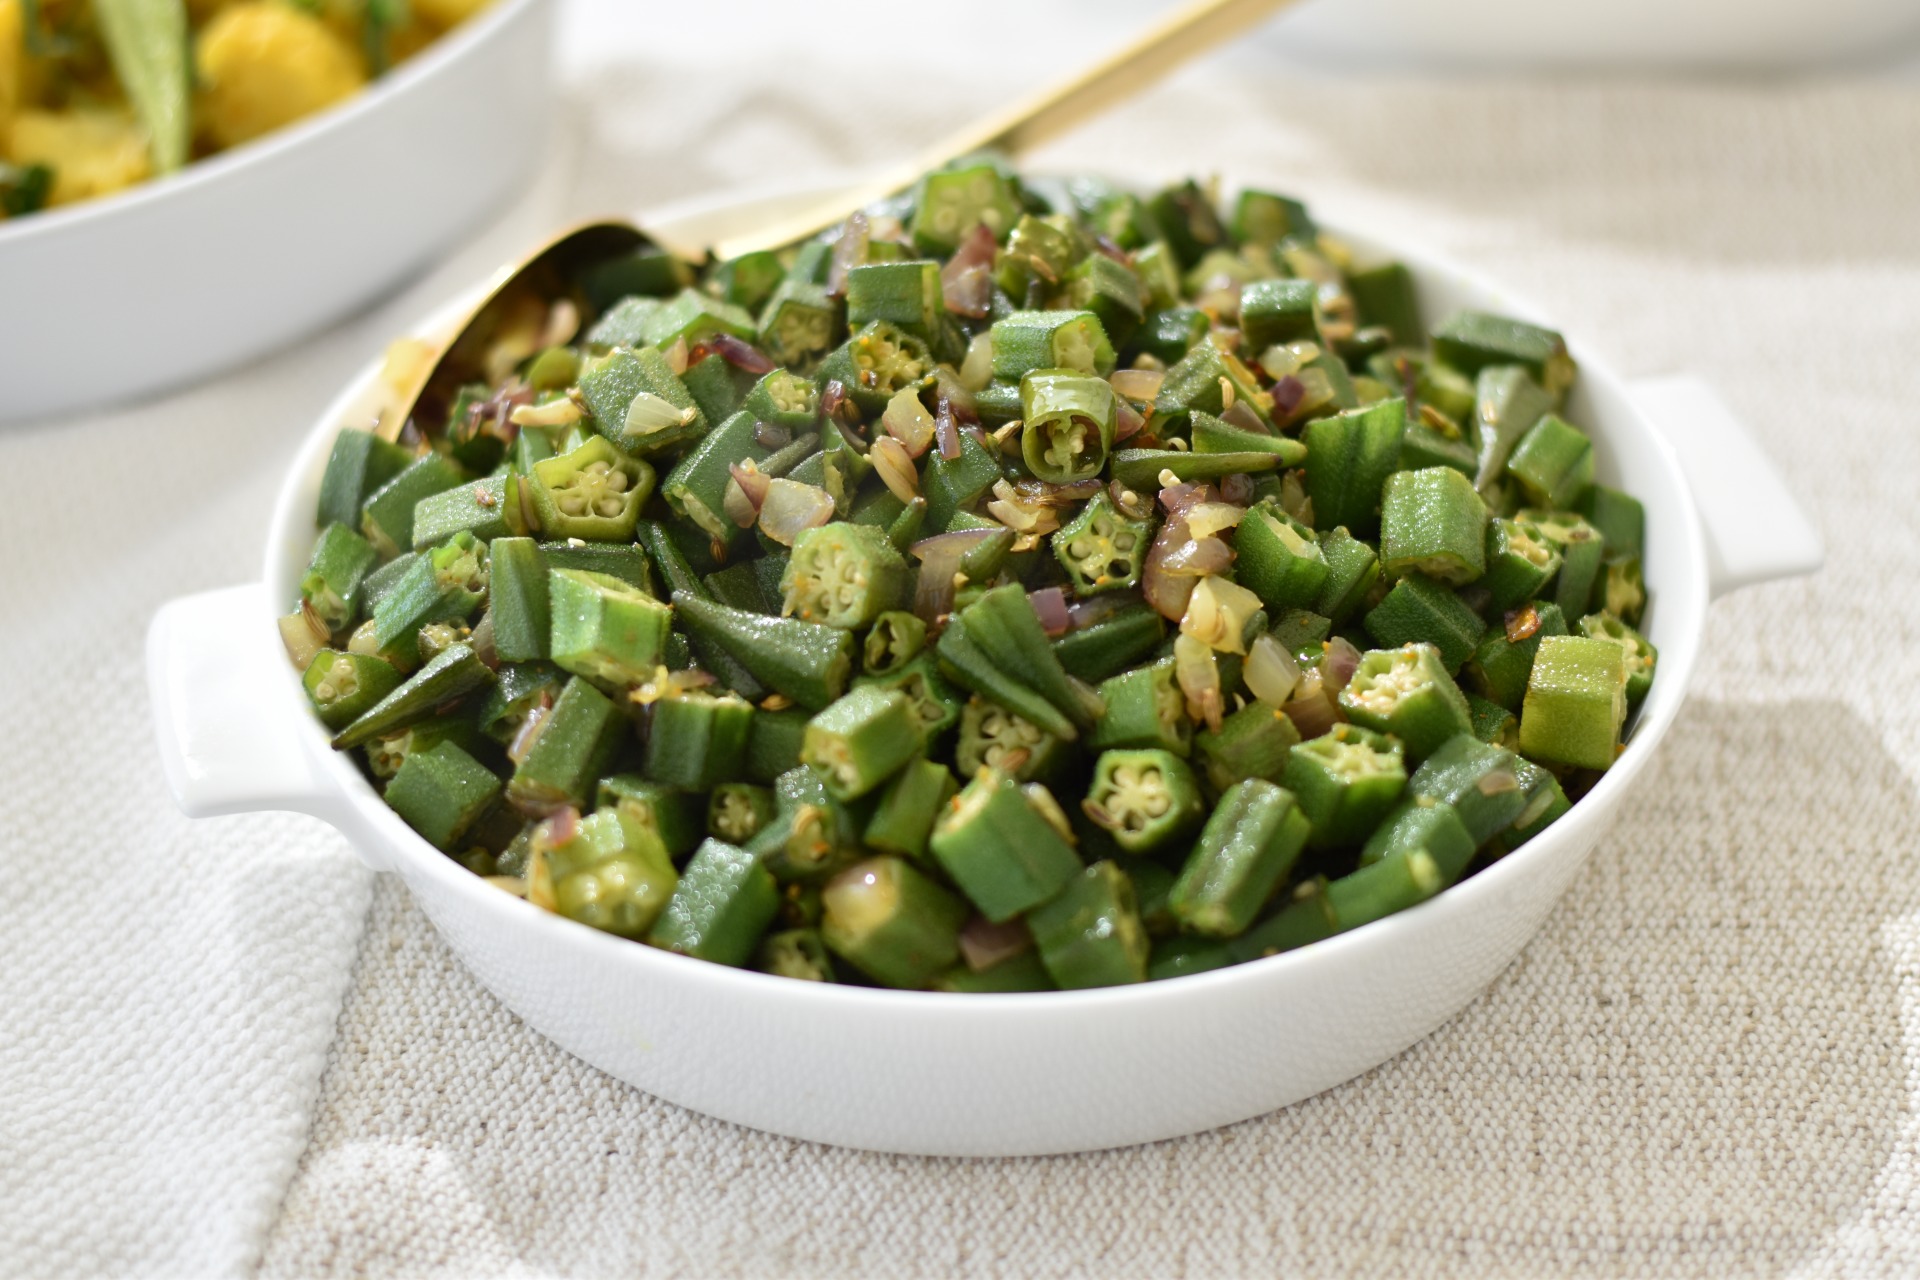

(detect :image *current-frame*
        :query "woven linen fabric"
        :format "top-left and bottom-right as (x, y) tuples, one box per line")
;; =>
(8, 6), (1920, 1276)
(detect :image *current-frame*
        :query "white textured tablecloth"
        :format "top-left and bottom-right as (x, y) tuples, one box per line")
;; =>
(6, 2), (1920, 1274)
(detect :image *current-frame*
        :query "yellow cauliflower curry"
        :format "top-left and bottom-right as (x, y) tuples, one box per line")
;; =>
(0, 0), (494, 217)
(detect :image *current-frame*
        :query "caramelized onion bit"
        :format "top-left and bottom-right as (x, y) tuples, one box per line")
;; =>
(707, 332), (775, 375)
(1505, 605), (1543, 644)
(958, 915), (1034, 972)
(1109, 368), (1166, 402)
(883, 386), (938, 457)
(870, 436), (921, 502)
(1321, 636), (1363, 694)
(1030, 588), (1072, 637)
(757, 478), (835, 546)
(1245, 634), (1302, 707)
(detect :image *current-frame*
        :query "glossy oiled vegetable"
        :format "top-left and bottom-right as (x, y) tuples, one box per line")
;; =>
(289, 164), (1655, 991)
(0, 0), (494, 219)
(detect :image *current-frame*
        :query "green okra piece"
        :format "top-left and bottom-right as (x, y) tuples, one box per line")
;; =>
(1506, 758), (1570, 848)
(1380, 466), (1489, 585)
(1347, 262), (1421, 347)
(857, 650), (964, 741)
(1267, 608), (1333, 654)
(1469, 366), (1557, 495)
(585, 296), (662, 349)
(367, 531), (488, 664)
(846, 259), (945, 341)
(923, 425), (1002, 531)
(756, 928), (836, 982)
(1110, 448), (1280, 493)
(300, 522), (378, 634)
(1603, 558), (1646, 628)
(509, 427), (557, 475)
(817, 320), (933, 416)
(1192, 701), (1303, 793)
(932, 950), (1056, 993)
(302, 650), (402, 730)
(1326, 848), (1444, 931)
(802, 685), (923, 801)
(911, 161), (1022, 254)
(546, 808), (679, 939)
(1520, 509), (1607, 619)
(318, 430), (414, 531)
(741, 367), (821, 432)
(579, 248), (694, 313)
(1128, 858), (1179, 936)
(1129, 306), (1210, 365)
(1519, 635), (1627, 771)
(1238, 278), (1319, 353)
(817, 418), (872, 516)
(956, 584), (1103, 734)
(756, 278), (839, 368)
(848, 484), (908, 536)
(1281, 723), (1407, 851)
(1578, 484), (1646, 564)
(681, 351), (758, 426)
(1405, 733), (1531, 847)
(672, 593), (854, 710)
(1152, 339), (1267, 424)
(862, 610), (927, 675)
(780, 522), (910, 629)
(1021, 368), (1117, 484)
(886, 495), (928, 553)
(937, 614), (1077, 739)
(637, 286), (758, 352)
(1433, 310), (1576, 398)
(1147, 179), (1227, 267)
(706, 248), (786, 313)
(360, 454), (467, 557)
(384, 740), (501, 852)
(636, 524), (766, 700)
(1363, 574), (1487, 674)
(930, 770), (1084, 922)
(527, 436), (653, 543)
(1464, 601), (1568, 710)
(477, 662), (565, 745)
(989, 309), (1116, 382)
(864, 757), (958, 861)
(596, 774), (705, 859)
(508, 676), (626, 814)
(821, 856), (969, 989)
(1357, 798), (1476, 885)
(1397, 421), (1477, 478)
(1028, 861), (1149, 989)
(1466, 692), (1520, 748)
(1302, 398), (1408, 535)
(535, 541), (654, 597)
(1052, 600), (1166, 684)
(1236, 507), (1329, 611)
(970, 381), (1024, 426)
(662, 410), (774, 545)
(646, 691), (754, 791)
(1230, 188), (1315, 246)
(359, 550), (420, 616)
(1189, 411), (1308, 465)
(1064, 253), (1146, 350)
(1053, 492), (1154, 598)
(1506, 413), (1594, 510)
(1148, 935), (1238, 982)
(954, 695), (1067, 783)
(1338, 643), (1475, 761)
(483, 537), (552, 667)
(1086, 658), (1190, 756)
(705, 561), (770, 614)
(1579, 612), (1658, 707)
(996, 213), (1086, 302)
(1230, 877), (1339, 962)
(1482, 517), (1561, 612)
(578, 344), (708, 456)
(359, 715), (487, 786)
(1081, 748), (1206, 857)
(548, 569), (672, 688)
(744, 706), (811, 784)
(411, 473), (521, 549)
(648, 838), (780, 967)
(1168, 778), (1311, 938)
(1312, 526), (1382, 627)
(708, 782), (777, 844)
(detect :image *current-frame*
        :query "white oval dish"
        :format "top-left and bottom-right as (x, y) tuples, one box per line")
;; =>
(0, 0), (554, 426)
(146, 184), (1822, 1156)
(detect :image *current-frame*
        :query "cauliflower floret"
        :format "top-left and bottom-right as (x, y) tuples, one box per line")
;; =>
(8, 107), (152, 205)
(194, 2), (364, 150)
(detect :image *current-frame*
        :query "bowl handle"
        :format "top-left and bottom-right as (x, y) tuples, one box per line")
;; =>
(1628, 374), (1824, 600)
(147, 584), (390, 871)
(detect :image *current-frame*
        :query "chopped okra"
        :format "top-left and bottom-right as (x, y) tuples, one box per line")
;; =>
(291, 165), (1655, 988)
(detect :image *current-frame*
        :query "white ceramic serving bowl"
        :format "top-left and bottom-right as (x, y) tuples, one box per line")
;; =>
(147, 184), (1823, 1157)
(0, 0), (554, 426)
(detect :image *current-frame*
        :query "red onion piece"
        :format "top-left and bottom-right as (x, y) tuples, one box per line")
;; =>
(941, 226), (999, 319)
(1158, 480), (1221, 518)
(1219, 472), (1254, 506)
(1282, 683), (1340, 740)
(934, 393), (962, 460)
(1321, 636), (1363, 693)
(910, 527), (1004, 562)
(1159, 534), (1233, 577)
(959, 915), (1033, 972)
(706, 332), (775, 375)
(821, 379), (859, 430)
(1271, 374), (1306, 419)
(728, 461), (770, 510)
(1221, 398), (1270, 434)
(757, 479), (835, 546)
(826, 211), (868, 298)
(1114, 395), (1147, 443)
(753, 421), (792, 450)
(1142, 518), (1199, 621)
(1064, 593), (1137, 632)
(933, 368), (979, 424)
(1091, 234), (1131, 265)
(1030, 588), (1071, 637)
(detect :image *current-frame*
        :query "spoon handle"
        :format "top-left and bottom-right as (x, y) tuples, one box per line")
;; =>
(697, 0), (1300, 262)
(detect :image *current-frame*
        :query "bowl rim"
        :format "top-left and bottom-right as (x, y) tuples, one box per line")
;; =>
(0, 0), (545, 246)
(264, 178), (1709, 1011)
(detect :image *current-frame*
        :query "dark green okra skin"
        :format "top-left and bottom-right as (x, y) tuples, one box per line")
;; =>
(1405, 734), (1531, 847)
(1337, 643), (1475, 762)
(1109, 448), (1278, 493)
(662, 410), (772, 544)
(821, 856), (970, 989)
(548, 569), (672, 688)
(1169, 778), (1311, 938)
(1281, 723), (1408, 851)
(1148, 934), (1238, 982)
(858, 651), (965, 743)
(411, 473), (521, 549)
(1302, 398), (1408, 535)
(1578, 484), (1646, 563)
(1482, 517), (1562, 612)
(1579, 611), (1658, 707)
(756, 928), (836, 982)
(1506, 413), (1594, 510)
(1312, 527), (1381, 626)
(1433, 311), (1576, 397)
(370, 531), (489, 665)
(487, 538), (551, 663)
(638, 525), (767, 701)
(933, 949), (1056, 994)
(1326, 848), (1444, 930)
(954, 696), (1067, 783)
(384, 740), (502, 851)
(1086, 659), (1190, 756)
(1081, 749), (1206, 856)
(1466, 692), (1520, 748)
(361, 454), (468, 557)
(1189, 411), (1308, 465)
(672, 593), (854, 711)
(745, 707), (812, 785)
(936, 612), (1078, 742)
(864, 757), (958, 860)
(1363, 574), (1487, 674)
(1236, 507), (1329, 612)
(1052, 602), (1167, 685)
(539, 540), (655, 594)
(303, 651), (402, 730)
(300, 523), (378, 634)
(648, 838), (780, 967)
(1519, 635), (1627, 772)
(1239, 278), (1318, 353)
(1359, 798), (1477, 882)
(930, 770), (1084, 923)
(597, 774), (706, 859)
(1506, 758), (1571, 848)
(1469, 366), (1557, 494)
(954, 584), (1103, 735)
(1027, 861), (1149, 989)
(1379, 466), (1489, 585)
(801, 686), (924, 802)
(863, 611), (928, 676)
(318, 430), (414, 531)
(509, 676), (627, 815)
(708, 783), (777, 844)
(1192, 702), (1303, 793)
(1465, 601), (1569, 711)
(646, 691), (755, 791)
(332, 643), (494, 750)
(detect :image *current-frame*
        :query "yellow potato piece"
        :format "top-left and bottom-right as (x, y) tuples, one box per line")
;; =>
(10, 108), (153, 205)
(195, 2), (365, 150)
(413, 0), (494, 30)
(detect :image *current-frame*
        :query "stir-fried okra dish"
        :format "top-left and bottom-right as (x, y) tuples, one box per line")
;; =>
(284, 163), (1656, 991)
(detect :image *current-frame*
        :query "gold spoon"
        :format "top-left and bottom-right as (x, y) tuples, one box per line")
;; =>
(378, 0), (1301, 441)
